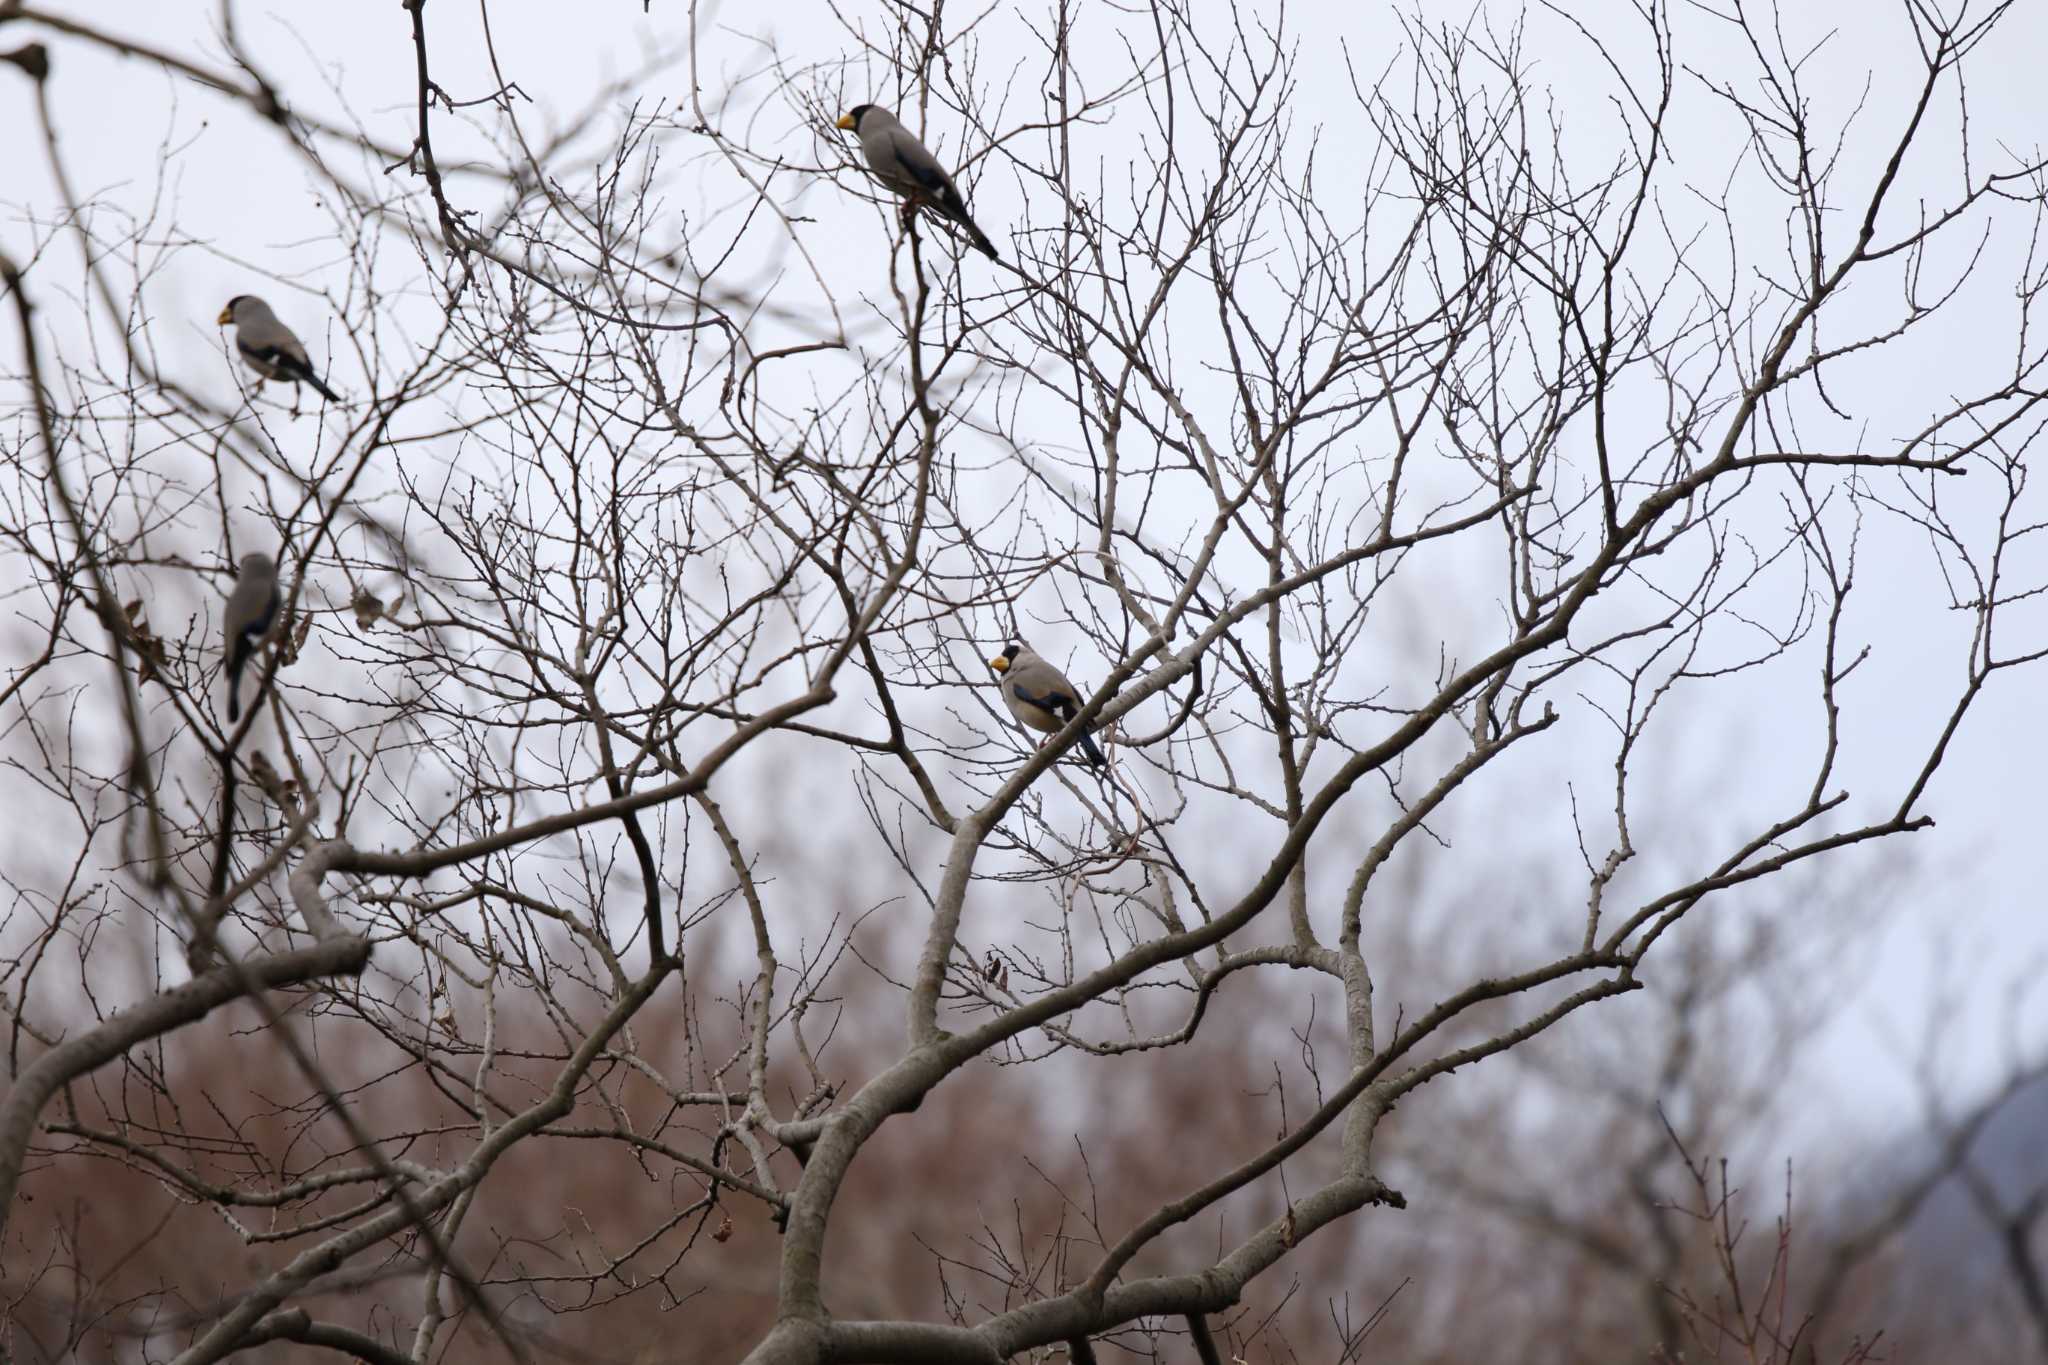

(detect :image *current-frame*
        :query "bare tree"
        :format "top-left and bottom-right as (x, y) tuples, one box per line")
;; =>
(2, 1), (2045, 1362)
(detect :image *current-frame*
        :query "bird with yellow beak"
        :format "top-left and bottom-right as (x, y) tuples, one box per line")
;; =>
(218, 295), (340, 402)
(837, 104), (1000, 260)
(989, 642), (1106, 767)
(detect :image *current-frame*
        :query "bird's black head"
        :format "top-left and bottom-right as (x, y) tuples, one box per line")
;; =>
(836, 104), (876, 133)
(988, 641), (1023, 674)
(216, 295), (251, 326)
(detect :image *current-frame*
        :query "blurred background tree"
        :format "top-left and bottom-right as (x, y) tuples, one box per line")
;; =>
(1, 1), (2044, 1362)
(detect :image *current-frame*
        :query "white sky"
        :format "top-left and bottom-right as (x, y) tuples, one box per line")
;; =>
(2, 0), (2043, 1144)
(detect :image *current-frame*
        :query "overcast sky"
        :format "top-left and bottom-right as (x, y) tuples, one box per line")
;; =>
(3, 0), (2043, 1141)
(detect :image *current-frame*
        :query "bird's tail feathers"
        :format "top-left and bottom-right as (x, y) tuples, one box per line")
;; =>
(276, 352), (340, 402)
(1054, 699), (1107, 768)
(226, 644), (249, 722)
(934, 199), (1000, 260)
(964, 217), (1000, 261)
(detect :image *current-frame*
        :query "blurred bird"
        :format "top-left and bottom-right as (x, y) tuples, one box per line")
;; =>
(217, 295), (340, 402)
(988, 642), (1105, 767)
(222, 552), (281, 722)
(836, 104), (1000, 261)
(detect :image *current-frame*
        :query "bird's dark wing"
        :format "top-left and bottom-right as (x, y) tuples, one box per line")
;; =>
(225, 588), (281, 722)
(241, 340), (340, 402)
(238, 338), (296, 370)
(1009, 683), (1077, 717)
(890, 147), (962, 205)
(1011, 682), (1105, 766)
(230, 592), (280, 658)
(250, 588), (281, 639)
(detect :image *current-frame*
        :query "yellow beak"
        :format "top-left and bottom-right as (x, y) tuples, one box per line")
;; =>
(216, 305), (235, 326)
(988, 655), (1009, 672)
(835, 112), (857, 131)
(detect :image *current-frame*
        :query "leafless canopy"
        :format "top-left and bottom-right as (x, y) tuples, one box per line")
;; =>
(2, 0), (2044, 1362)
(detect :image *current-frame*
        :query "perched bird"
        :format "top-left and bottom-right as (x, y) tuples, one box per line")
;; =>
(988, 642), (1105, 768)
(217, 295), (340, 402)
(836, 104), (999, 261)
(222, 552), (282, 722)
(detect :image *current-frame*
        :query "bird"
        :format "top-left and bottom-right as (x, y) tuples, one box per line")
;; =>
(217, 295), (340, 403)
(222, 552), (282, 722)
(836, 104), (1000, 261)
(988, 642), (1106, 768)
